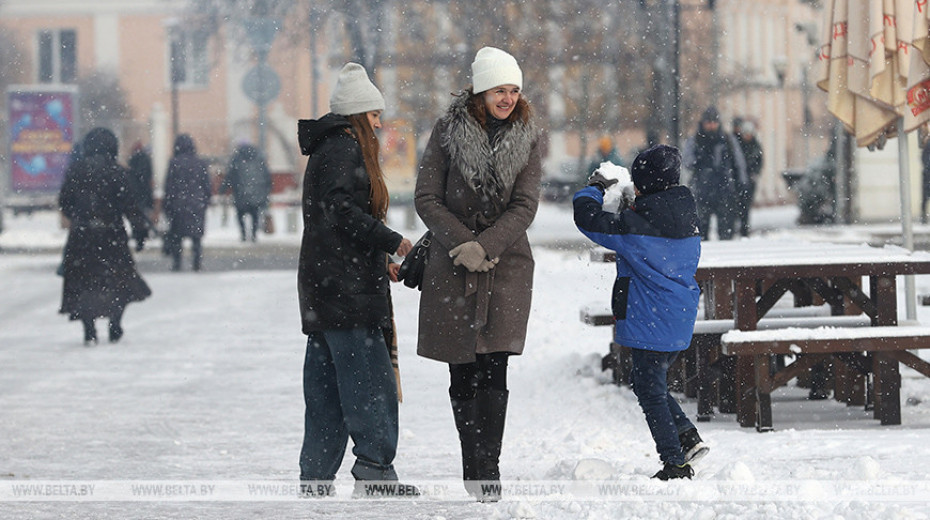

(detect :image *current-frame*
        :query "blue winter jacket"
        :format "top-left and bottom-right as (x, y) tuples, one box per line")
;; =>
(573, 185), (701, 352)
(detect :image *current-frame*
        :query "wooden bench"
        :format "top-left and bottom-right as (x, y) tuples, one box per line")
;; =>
(720, 325), (930, 432)
(691, 315), (874, 420)
(580, 305), (871, 395)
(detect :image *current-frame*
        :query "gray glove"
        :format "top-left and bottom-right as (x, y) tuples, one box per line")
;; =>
(587, 171), (619, 193)
(449, 241), (491, 272)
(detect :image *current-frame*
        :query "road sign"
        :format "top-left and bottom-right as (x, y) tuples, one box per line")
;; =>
(242, 64), (280, 105)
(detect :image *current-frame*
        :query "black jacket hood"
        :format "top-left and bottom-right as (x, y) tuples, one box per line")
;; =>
(298, 113), (352, 156)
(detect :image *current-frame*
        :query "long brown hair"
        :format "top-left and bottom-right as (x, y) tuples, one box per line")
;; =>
(463, 87), (532, 129)
(346, 113), (389, 220)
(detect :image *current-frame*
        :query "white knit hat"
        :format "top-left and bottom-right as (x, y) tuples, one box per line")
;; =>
(329, 63), (385, 116)
(471, 47), (523, 93)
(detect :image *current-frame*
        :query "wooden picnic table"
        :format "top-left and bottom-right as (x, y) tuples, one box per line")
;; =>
(592, 239), (930, 430)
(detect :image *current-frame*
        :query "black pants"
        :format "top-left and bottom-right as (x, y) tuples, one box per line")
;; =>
(166, 230), (202, 271)
(734, 181), (756, 237)
(696, 196), (735, 240)
(236, 204), (262, 241)
(449, 352), (509, 401)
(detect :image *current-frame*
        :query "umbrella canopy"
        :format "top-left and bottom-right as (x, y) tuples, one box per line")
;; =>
(906, 0), (930, 130)
(816, 0), (928, 148)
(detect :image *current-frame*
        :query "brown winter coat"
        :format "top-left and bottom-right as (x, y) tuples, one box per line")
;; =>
(414, 93), (542, 364)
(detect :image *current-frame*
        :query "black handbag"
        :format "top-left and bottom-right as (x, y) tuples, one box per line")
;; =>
(397, 231), (432, 290)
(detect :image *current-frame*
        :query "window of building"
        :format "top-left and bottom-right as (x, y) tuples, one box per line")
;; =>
(38, 29), (77, 83)
(169, 29), (209, 88)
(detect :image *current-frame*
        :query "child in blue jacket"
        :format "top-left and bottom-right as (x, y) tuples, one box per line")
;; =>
(573, 144), (708, 480)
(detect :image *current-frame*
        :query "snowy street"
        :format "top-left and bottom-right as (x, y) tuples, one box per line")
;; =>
(3, 203), (930, 519)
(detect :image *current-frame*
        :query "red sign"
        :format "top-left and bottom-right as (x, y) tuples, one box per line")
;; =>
(908, 78), (930, 117)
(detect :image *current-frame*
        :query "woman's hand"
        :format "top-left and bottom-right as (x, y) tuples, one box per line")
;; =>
(450, 241), (492, 272)
(396, 238), (413, 257)
(388, 262), (401, 282)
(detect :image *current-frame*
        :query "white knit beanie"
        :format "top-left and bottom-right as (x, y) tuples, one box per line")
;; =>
(471, 47), (523, 93)
(329, 63), (385, 116)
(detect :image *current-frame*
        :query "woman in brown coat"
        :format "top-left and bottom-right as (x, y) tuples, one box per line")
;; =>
(414, 46), (542, 501)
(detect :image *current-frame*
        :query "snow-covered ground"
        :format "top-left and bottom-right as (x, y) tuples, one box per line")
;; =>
(3, 202), (930, 519)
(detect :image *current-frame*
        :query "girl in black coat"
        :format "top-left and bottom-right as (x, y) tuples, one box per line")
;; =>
(59, 127), (151, 345)
(295, 63), (414, 496)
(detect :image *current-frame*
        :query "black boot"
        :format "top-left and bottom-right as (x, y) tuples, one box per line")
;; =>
(82, 319), (97, 346)
(109, 309), (124, 343)
(474, 388), (508, 502)
(450, 397), (480, 496)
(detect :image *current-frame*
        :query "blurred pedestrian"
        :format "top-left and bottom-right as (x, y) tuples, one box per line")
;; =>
(733, 119), (764, 237)
(221, 143), (271, 242)
(296, 63), (415, 498)
(587, 134), (625, 174)
(163, 134), (212, 272)
(414, 46), (542, 502)
(682, 106), (747, 240)
(58, 127), (151, 345)
(127, 141), (155, 221)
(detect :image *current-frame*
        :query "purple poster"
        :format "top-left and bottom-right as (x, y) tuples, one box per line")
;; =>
(8, 87), (77, 193)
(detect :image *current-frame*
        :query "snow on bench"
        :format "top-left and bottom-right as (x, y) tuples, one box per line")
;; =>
(720, 324), (930, 356)
(694, 315), (873, 335)
(582, 304), (840, 330)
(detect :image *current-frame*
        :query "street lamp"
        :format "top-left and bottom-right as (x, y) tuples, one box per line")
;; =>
(637, 0), (715, 146)
(165, 20), (182, 140)
(242, 17), (280, 157)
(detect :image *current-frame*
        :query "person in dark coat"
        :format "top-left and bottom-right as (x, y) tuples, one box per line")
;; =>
(296, 63), (414, 497)
(574, 144), (707, 480)
(414, 46), (542, 502)
(127, 141), (155, 219)
(163, 134), (212, 271)
(221, 143), (271, 242)
(58, 127), (151, 345)
(733, 119), (764, 237)
(682, 106), (747, 240)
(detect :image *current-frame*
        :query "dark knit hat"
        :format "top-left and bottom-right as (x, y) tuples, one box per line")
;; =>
(83, 127), (119, 160)
(700, 106), (720, 123)
(631, 144), (681, 195)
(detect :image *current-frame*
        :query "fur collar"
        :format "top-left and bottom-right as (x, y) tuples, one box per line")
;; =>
(440, 93), (538, 201)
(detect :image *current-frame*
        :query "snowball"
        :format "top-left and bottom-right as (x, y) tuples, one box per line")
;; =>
(848, 456), (882, 480)
(719, 461), (755, 482)
(572, 458), (616, 480)
(593, 161), (635, 213)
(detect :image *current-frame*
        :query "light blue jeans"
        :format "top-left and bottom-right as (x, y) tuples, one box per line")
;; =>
(299, 328), (398, 481)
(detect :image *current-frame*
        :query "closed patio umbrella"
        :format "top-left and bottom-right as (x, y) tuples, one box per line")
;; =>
(817, 0), (930, 320)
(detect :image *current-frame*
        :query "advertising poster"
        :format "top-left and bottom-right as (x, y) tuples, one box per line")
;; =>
(7, 87), (78, 194)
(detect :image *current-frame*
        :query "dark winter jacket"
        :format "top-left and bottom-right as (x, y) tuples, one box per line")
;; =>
(59, 128), (151, 320)
(682, 126), (747, 202)
(223, 144), (271, 209)
(414, 93), (542, 363)
(296, 113), (403, 333)
(573, 185), (701, 352)
(736, 135), (764, 181)
(163, 134), (212, 238)
(127, 148), (154, 211)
